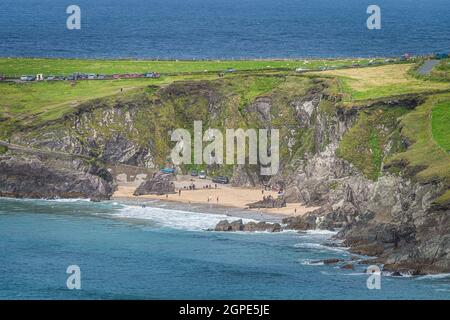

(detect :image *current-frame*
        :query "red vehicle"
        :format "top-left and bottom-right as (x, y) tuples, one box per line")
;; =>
(0, 74), (5, 81)
(112, 74), (121, 79)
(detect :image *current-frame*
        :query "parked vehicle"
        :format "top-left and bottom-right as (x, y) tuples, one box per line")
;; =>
(46, 75), (55, 81)
(0, 74), (5, 81)
(112, 74), (121, 79)
(97, 74), (106, 80)
(160, 168), (175, 174)
(144, 72), (161, 78)
(20, 75), (28, 81)
(225, 68), (236, 73)
(36, 74), (44, 81)
(212, 176), (229, 184)
(199, 170), (207, 179)
(88, 73), (97, 80)
(191, 170), (198, 177)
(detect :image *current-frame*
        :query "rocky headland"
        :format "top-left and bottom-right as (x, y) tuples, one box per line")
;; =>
(1, 74), (449, 274)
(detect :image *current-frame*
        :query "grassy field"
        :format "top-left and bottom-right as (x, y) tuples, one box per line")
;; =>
(316, 64), (450, 103)
(432, 100), (450, 152)
(0, 57), (386, 77)
(0, 73), (221, 138)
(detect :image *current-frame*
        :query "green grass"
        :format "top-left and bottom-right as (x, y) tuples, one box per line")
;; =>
(431, 100), (450, 152)
(0, 57), (385, 77)
(387, 94), (450, 204)
(315, 64), (450, 103)
(0, 73), (221, 132)
(229, 75), (284, 112)
(429, 59), (450, 81)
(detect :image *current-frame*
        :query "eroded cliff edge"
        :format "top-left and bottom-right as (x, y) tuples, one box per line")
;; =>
(0, 75), (448, 273)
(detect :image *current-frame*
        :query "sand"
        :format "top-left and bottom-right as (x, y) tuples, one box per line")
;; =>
(112, 177), (318, 217)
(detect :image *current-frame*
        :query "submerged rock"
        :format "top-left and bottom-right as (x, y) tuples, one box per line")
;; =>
(214, 219), (282, 233)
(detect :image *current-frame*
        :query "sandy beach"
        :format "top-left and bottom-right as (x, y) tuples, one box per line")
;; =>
(112, 176), (318, 217)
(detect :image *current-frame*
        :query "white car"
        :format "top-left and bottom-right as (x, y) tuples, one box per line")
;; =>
(199, 171), (206, 179)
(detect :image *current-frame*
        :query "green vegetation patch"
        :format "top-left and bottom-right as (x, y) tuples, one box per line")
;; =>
(314, 64), (450, 104)
(387, 94), (450, 205)
(429, 59), (450, 82)
(0, 57), (385, 78)
(431, 101), (450, 152)
(337, 106), (409, 180)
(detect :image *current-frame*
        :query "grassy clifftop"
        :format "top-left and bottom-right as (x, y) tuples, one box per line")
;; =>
(1, 58), (449, 203)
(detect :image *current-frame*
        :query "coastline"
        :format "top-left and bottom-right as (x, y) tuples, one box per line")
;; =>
(112, 182), (319, 220)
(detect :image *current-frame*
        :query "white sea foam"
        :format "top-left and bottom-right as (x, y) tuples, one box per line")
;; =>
(48, 198), (92, 203)
(416, 273), (450, 280)
(110, 205), (257, 231)
(304, 229), (337, 236)
(293, 242), (349, 253)
(300, 259), (324, 266)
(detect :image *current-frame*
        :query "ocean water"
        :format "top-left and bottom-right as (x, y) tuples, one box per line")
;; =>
(0, 198), (449, 300)
(0, 0), (449, 59)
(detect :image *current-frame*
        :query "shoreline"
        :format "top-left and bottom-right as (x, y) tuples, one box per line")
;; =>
(112, 183), (320, 220)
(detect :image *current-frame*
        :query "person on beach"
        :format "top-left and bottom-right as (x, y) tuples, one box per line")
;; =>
(179, 189), (181, 196)
(216, 196), (219, 204)
(166, 194), (168, 199)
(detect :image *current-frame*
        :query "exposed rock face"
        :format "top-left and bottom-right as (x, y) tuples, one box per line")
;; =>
(247, 196), (286, 209)
(214, 219), (282, 233)
(275, 94), (450, 274)
(133, 172), (175, 196)
(1, 77), (448, 274)
(0, 154), (114, 200)
(13, 103), (156, 169)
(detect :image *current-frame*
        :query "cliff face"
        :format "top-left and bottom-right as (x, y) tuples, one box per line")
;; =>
(279, 94), (449, 274)
(0, 153), (114, 200)
(0, 75), (449, 273)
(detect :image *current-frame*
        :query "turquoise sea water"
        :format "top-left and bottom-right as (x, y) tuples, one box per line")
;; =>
(0, 198), (449, 300)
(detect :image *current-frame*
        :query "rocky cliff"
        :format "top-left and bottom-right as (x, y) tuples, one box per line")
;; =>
(0, 75), (448, 273)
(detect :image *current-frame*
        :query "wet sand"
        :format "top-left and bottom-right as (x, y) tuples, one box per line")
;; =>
(112, 179), (319, 217)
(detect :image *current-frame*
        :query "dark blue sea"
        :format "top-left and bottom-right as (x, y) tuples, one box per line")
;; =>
(0, 0), (449, 59)
(1, 198), (449, 299)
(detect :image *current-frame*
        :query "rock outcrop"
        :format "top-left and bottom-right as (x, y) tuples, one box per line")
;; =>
(133, 172), (175, 196)
(274, 94), (450, 274)
(0, 154), (114, 200)
(247, 196), (286, 209)
(214, 219), (282, 233)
